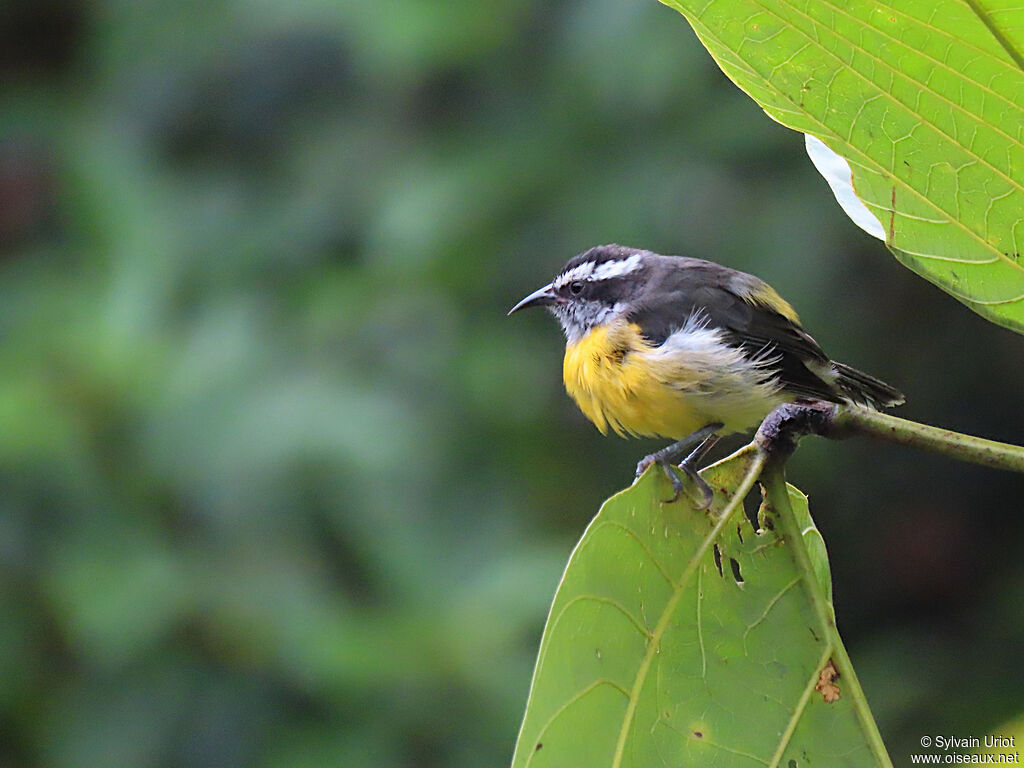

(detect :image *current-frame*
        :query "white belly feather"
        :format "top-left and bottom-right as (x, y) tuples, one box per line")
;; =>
(639, 314), (785, 434)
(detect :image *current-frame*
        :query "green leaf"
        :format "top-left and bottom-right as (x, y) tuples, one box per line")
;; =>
(660, 0), (1024, 333)
(788, 483), (833, 606)
(512, 448), (890, 767)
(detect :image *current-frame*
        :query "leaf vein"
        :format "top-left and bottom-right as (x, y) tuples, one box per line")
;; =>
(768, 0), (1024, 186)
(524, 680), (632, 768)
(593, 521), (676, 588)
(554, 594), (653, 640)
(868, 0), (1023, 76)
(611, 452), (767, 768)
(767, 645), (836, 768)
(678, 10), (1024, 280)
(743, 576), (802, 646)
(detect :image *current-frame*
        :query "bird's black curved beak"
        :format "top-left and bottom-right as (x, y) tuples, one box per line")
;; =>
(508, 283), (557, 316)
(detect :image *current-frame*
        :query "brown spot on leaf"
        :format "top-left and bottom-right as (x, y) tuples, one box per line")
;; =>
(815, 658), (841, 703)
(693, 731), (703, 739)
(888, 186), (896, 244)
(535, 742), (543, 751)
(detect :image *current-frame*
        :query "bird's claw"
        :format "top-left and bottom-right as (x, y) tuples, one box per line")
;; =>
(635, 425), (721, 507)
(636, 455), (714, 509)
(678, 459), (715, 510)
(635, 455), (656, 481)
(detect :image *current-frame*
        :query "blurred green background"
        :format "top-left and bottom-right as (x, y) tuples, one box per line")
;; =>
(2, 1), (1024, 765)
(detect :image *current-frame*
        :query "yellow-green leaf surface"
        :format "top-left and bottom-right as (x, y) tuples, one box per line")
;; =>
(511, 449), (890, 768)
(660, 0), (1024, 333)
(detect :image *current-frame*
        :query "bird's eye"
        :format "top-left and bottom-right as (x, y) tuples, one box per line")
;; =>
(568, 281), (585, 296)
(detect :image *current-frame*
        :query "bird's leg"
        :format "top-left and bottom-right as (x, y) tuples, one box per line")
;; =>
(635, 423), (723, 476)
(635, 423), (723, 506)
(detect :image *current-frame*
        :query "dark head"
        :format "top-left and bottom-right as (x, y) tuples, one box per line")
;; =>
(508, 244), (651, 343)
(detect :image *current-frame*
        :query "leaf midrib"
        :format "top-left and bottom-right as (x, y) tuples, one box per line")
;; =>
(611, 453), (765, 768)
(767, 645), (836, 768)
(964, 0), (1024, 71)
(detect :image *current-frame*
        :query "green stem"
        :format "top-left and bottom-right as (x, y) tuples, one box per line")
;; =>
(762, 461), (894, 768)
(831, 406), (1024, 474)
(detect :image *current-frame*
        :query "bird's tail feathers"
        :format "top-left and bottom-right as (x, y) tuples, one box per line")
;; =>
(831, 362), (904, 409)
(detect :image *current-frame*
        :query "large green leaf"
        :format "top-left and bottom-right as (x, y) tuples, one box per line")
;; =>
(660, 0), (1024, 333)
(511, 448), (889, 767)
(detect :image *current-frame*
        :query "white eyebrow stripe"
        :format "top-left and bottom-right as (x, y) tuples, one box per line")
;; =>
(592, 253), (642, 280)
(554, 253), (643, 287)
(553, 262), (595, 287)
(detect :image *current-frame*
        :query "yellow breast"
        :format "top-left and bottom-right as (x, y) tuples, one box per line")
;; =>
(562, 321), (704, 439)
(562, 319), (783, 439)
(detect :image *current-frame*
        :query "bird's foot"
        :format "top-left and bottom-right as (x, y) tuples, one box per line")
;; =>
(677, 456), (715, 510)
(634, 455), (714, 509)
(634, 425), (722, 509)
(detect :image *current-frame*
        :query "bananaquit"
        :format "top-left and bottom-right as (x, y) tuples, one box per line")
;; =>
(509, 244), (903, 506)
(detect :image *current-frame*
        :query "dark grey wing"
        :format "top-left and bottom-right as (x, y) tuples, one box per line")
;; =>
(627, 259), (841, 402)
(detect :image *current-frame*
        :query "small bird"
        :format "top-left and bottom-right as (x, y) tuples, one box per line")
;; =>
(509, 244), (903, 506)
